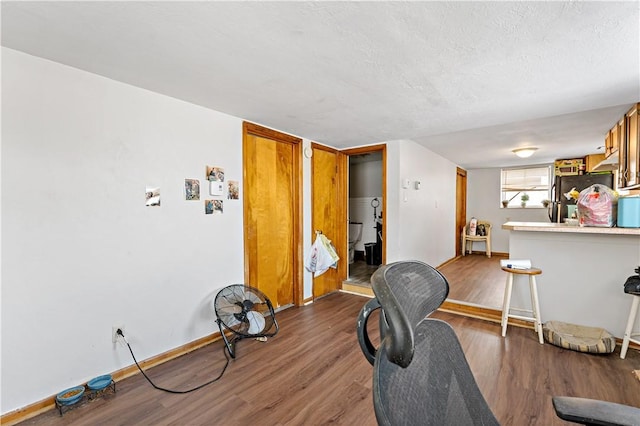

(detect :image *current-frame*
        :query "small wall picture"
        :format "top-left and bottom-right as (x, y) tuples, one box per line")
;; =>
(227, 180), (239, 200)
(205, 199), (214, 214)
(206, 166), (225, 182)
(145, 186), (161, 207)
(213, 199), (223, 214)
(184, 179), (200, 201)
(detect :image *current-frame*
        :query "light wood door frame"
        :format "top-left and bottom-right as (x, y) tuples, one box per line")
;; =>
(455, 167), (467, 256)
(242, 122), (304, 307)
(341, 144), (387, 265)
(311, 143), (347, 298)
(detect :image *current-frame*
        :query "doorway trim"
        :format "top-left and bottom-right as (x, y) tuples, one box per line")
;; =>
(341, 144), (387, 266)
(455, 167), (467, 257)
(242, 122), (304, 307)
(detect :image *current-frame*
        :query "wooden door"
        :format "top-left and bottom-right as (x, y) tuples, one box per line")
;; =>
(311, 144), (346, 299)
(455, 167), (467, 256)
(243, 122), (302, 308)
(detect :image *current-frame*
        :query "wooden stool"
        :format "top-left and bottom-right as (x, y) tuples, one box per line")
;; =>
(620, 294), (640, 359)
(501, 266), (544, 344)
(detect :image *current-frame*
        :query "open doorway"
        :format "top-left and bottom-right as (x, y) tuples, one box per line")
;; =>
(342, 145), (386, 288)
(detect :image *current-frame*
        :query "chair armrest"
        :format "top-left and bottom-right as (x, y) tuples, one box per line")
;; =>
(356, 298), (381, 366)
(552, 396), (640, 426)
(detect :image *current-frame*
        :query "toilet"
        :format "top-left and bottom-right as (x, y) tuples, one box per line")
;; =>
(348, 222), (363, 264)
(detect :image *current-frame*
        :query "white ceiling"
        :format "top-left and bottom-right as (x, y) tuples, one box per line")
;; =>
(2, 1), (639, 169)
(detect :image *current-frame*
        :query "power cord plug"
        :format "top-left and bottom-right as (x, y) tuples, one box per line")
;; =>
(115, 328), (128, 346)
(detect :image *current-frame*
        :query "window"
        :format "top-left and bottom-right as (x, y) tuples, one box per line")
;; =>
(500, 166), (551, 208)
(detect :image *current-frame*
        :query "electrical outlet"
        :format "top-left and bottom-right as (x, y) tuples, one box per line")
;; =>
(112, 325), (124, 343)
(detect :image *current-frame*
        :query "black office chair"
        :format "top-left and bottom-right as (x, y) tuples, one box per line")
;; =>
(375, 316), (501, 425)
(356, 260), (449, 366)
(357, 260), (640, 426)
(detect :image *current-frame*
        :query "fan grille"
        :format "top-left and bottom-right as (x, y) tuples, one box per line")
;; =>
(214, 284), (276, 337)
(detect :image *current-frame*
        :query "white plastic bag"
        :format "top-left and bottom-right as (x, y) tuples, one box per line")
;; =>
(304, 234), (339, 277)
(577, 184), (617, 227)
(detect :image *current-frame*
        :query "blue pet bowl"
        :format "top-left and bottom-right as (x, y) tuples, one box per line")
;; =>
(56, 385), (85, 406)
(87, 374), (112, 391)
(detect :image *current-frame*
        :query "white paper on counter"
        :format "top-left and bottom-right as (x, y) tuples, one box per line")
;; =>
(500, 259), (532, 269)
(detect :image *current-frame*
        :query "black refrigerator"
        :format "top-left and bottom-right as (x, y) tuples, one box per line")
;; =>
(549, 173), (614, 222)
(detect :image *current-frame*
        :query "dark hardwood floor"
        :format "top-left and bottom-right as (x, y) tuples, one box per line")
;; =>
(439, 254), (508, 308)
(345, 254), (508, 309)
(346, 259), (380, 285)
(19, 291), (640, 425)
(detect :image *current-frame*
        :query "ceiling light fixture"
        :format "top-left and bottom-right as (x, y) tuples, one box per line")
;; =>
(512, 147), (538, 158)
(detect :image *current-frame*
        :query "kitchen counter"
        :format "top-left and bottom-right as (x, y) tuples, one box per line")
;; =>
(502, 221), (640, 339)
(502, 221), (640, 235)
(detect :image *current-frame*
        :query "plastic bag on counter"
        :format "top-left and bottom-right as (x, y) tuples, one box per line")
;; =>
(576, 184), (618, 227)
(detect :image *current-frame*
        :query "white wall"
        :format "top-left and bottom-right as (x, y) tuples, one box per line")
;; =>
(349, 197), (382, 251)
(467, 168), (551, 253)
(386, 140), (457, 266)
(1, 48), (251, 413)
(301, 139), (313, 299)
(349, 160), (382, 198)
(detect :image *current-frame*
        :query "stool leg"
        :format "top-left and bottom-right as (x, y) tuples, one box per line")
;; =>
(501, 273), (513, 337)
(529, 275), (544, 344)
(621, 296), (640, 359)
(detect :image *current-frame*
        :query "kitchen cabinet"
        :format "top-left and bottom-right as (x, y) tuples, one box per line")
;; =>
(606, 122), (616, 157)
(584, 153), (605, 172)
(604, 117), (623, 157)
(601, 103), (639, 189)
(622, 103), (640, 188)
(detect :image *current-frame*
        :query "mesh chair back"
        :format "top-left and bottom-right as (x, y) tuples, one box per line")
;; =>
(369, 261), (449, 367)
(372, 260), (449, 329)
(373, 319), (499, 426)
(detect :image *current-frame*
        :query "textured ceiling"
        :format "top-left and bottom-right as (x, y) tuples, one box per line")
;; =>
(2, 1), (639, 169)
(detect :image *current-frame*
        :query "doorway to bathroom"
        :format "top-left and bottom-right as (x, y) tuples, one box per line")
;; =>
(341, 144), (386, 290)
